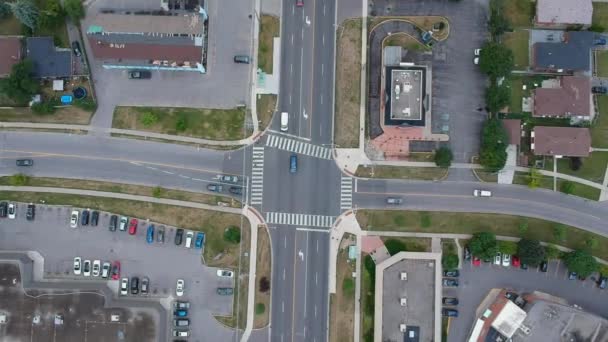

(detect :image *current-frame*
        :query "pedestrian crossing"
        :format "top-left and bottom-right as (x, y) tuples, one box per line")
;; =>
(340, 177), (353, 210)
(265, 134), (332, 160)
(250, 147), (265, 205)
(265, 212), (336, 228)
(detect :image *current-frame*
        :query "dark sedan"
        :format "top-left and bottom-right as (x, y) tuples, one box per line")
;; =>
(175, 228), (184, 246)
(128, 70), (152, 79)
(16, 159), (33, 166)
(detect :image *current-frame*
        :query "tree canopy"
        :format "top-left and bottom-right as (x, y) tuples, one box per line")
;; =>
(485, 82), (510, 113)
(469, 232), (498, 260)
(1, 60), (38, 105)
(64, 0), (84, 21)
(488, 7), (510, 39)
(479, 42), (514, 79)
(434, 147), (453, 168)
(8, 0), (39, 30)
(479, 117), (508, 171)
(517, 239), (545, 266)
(563, 249), (598, 278)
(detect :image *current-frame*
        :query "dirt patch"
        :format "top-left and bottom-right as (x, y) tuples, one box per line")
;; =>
(355, 165), (448, 181)
(258, 15), (280, 74)
(254, 225), (271, 328)
(329, 234), (356, 342)
(256, 94), (277, 131)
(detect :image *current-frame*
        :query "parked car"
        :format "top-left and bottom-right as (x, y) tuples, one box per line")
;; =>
(111, 261), (121, 280)
(109, 215), (118, 231)
(511, 255), (521, 268)
(83, 260), (91, 276)
(442, 308), (458, 317)
(539, 260), (548, 272)
(0, 202), (7, 218)
(91, 211), (99, 226)
(216, 287), (234, 295)
(386, 197), (403, 205)
(472, 256), (481, 267)
(520, 262), (528, 270)
(594, 37), (607, 45)
(128, 70), (151, 79)
(119, 216), (128, 231)
(26, 204), (35, 221)
(217, 270), (234, 278)
(70, 210), (79, 228)
(442, 297), (459, 306)
(233, 55), (250, 64)
(92, 260), (101, 277)
(296, 0), (303, 6)
(494, 252), (502, 265)
(229, 187), (242, 195)
(174, 309), (188, 317)
(129, 218), (138, 235)
(71, 41), (82, 57)
(207, 184), (223, 192)
(464, 247), (471, 261)
(219, 175), (239, 183)
(195, 232), (204, 249)
(73, 257), (81, 275)
(174, 319), (189, 327)
(473, 189), (492, 197)
(16, 159), (33, 166)
(146, 225), (155, 244)
(442, 278), (459, 287)
(174, 301), (190, 310)
(176, 279), (185, 297)
(443, 270), (459, 277)
(120, 278), (129, 295)
(7, 203), (15, 219)
(130, 276), (139, 294)
(81, 210), (90, 226)
(598, 276), (607, 289)
(592, 86), (607, 94)
(141, 277), (150, 295)
(157, 226), (165, 243)
(175, 229), (184, 245)
(173, 330), (190, 337)
(568, 271), (578, 280)
(185, 231), (194, 248)
(502, 254), (511, 267)
(101, 262), (111, 278)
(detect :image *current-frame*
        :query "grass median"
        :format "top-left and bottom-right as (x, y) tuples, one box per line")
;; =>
(258, 15), (280, 74)
(0, 106), (93, 125)
(355, 165), (448, 181)
(512, 172), (600, 201)
(256, 94), (277, 131)
(329, 234), (356, 342)
(254, 225), (271, 328)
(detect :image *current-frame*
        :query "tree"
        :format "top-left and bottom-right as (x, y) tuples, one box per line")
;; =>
(544, 244), (561, 260)
(8, 0), (39, 30)
(259, 277), (270, 292)
(553, 224), (566, 242)
(434, 147), (453, 168)
(517, 239), (545, 266)
(63, 0), (84, 22)
(560, 181), (575, 195)
(442, 253), (459, 270)
(527, 168), (542, 188)
(1, 60), (38, 104)
(485, 82), (510, 113)
(498, 240), (517, 255)
(469, 232), (498, 261)
(479, 42), (514, 78)
(38, 0), (64, 30)
(479, 117), (508, 171)
(488, 7), (510, 39)
(223, 226), (241, 244)
(563, 249), (598, 278)
(0, 2), (11, 19)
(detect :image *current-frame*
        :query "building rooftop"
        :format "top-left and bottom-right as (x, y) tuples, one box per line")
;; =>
(501, 119), (522, 145)
(87, 13), (204, 35)
(532, 126), (591, 157)
(533, 31), (595, 71)
(536, 0), (593, 26)
(0, 37), (21, 76)
(533, 76), (591, 117)
(25, 37), (71, 78)
(390, 69), (423, 121)
(87, 37), (202, 62)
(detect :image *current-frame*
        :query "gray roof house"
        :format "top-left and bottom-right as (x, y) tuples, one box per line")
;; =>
(532, 31), (594, 72)
(25, 37), (72, 78)
(535, 0), (593, 28)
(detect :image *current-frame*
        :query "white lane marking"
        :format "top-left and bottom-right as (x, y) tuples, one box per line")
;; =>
(320, 94), (323, 105)
(322, 34), (325, 46)
(315, 272), (318, 285)
(321, 63), (324, 76)
(303, 231), (310, 318)
(289, 94), (292, 105)
(266, 129), (312, 142)
(162, 171), (174, 175)
(283, 268), (286, 280)
(292, 5), (294, 15)
(192, 178), (205, 182)
(290, 63), (293, 75)
(301, 28), (304, 40)
(284, 236), (287, 248)
(295, 227), (331, 233)
(323, 4), (326, 15)
(314, 305), (317, 317)
(291, 33), (294, 45)
(179, 175), (190, 179)
(282, 301), (285, 313)
(146, 166), (157, 170)
(316, 239), (319, 252)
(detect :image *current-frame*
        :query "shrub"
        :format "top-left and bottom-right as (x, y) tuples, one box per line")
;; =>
(442, 254), (459, 270)
(9, 173), (30, 186)
(384, 239), (407, 255)
(434, 147), (453, 168)
(140, 111), (158, 126)
(152, 186), (163, 198)
(74, 98), (97, 111)
(223, 226), (241, 244)
(570, 157), (582, 171)
(175, 115), (188, 132)
(560, 181), (575, 195)
(259, 276), (270, 292)
(342, 278), (354, 294)
(255, 303), (265, 315)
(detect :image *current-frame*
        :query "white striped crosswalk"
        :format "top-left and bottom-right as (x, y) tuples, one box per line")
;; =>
(250, 147), (265, 205)
(265, 212), (335, 228)
(340, 177), (353, 210)
(265, 135), (332, 160)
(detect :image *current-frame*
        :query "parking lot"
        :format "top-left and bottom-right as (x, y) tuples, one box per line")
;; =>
(443, 258), (608, 342)
(0, 203), (237, 341)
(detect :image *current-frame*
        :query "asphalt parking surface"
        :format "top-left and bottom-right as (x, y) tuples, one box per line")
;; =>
(0, 203), (237, 342)
(444, 258), (608, 342)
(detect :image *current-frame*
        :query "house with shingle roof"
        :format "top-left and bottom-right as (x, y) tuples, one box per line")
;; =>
(532, 31), (595, 73)
(532, 76), (592, 119)
(535, 0), (593, 29)
(0, 37), (22, 77)
(532, 126), (591, 157)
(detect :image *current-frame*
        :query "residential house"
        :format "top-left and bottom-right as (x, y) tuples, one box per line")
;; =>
(86, 12), (208, 73)
(25, 37), (72, 79)
(532, 31), (594, 73)
(533, 76), (591, 119)
(535, 0), (593, 29)
(501, 119), (522, 145)
(0, 37), (22, 77)
(532, 126), (591, 157)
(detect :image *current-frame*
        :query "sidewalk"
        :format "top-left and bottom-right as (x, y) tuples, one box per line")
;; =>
(240, 205), (263, 342)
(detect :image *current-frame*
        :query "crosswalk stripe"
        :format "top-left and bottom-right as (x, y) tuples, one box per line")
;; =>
(250, 147), (265, 205)
(264, 134), (332, 160)
(265, 212), (335, 228)
(340, 177), (353, 210)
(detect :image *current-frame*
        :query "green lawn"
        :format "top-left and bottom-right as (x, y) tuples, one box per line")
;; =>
(355, 165), (448, 181)
(258, 15), (280, 74)
(592, 96), (608, 148)
(499, 0), (534, 28)
(356, 211), (608, 259)
(597, 51), (608, 78)
(113, 106), (249, 141)
(509, 77), (524, 114)
(256, 94), (277, 131)
(512, 172), (600, 201)
(503, 30), (529, 70)
(360, 254), (375, 342)
(544, 152), (608, 184)
(593, 3), (608, 28)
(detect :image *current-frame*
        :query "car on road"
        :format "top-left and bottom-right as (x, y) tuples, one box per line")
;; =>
(185, 231), (194, 248)
(141, 277), (150, 295)
(290, 154), (297, 173)
(109, 215), (118, 231)
(157, 226), (165, 243)
(81, 210), (90, 226)
(0, 202), (7, 217)
(129, 218), (138, 235)
(442, 297), (459, 306)
(473, 189), (492, 197)
(101, 262), (111, 278)
(195, 232), (204, 249)
(233, 55), (250, 64)
(146, 225), (155, 244)
(120, 278), (129, 295)
(539, 260), (548, 272)
(598, 276), (607, 289)
(174, 309), (188, 317)
(219, 175), (239, 183)
(502, 254), (511, 267)
(473, 256), (481, 267)
(16, 159), (33, 166)
(128, 70), (151, 79)
(568, 271), (578, 280)
(443, 270), (459, 277)
(281, 111), (289, 131)
(73, 257), (81, 275)
(91, 211), (99, 226)
(8, 203), (15, 219)
(174, 301), (190, 309)
(296, 0), (303, 6)
(71, 41), (82, 57)
(83, 260), (91, 276)
(173, 330), (190, 337)
(217, 287), (234, 295)
(174, 319), (189, 327)
(217, 269), (234, 278)
(494, 252), (501, 265)
(511, 255), (521, 268)
(70, 210), (79, 228)
(176, 279), (185, 297)
(592, 86), (607, 94)
(92, 260), (101, 277)
(119, 216), (128, 231)
(229, 187), (242, 195)
(442, 279), (459, 287)
(442, 308), (459, 317)
(130, 276), (139, 294)
(386, 197), (403, 205)
(207, 184), (223, 192)
(175, 229), (184, 245)
(111, 261), (121, 280)
(26, 204), (35, 221)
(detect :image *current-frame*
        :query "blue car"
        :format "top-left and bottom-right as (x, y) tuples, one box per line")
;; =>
(174, 309), (188, 317)
(195, 232), (205, 249)
(146, 225), (154, 244)
(289, 154), (297, 173)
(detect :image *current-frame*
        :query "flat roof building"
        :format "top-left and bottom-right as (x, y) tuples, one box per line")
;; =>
(390, 69), (423, 121)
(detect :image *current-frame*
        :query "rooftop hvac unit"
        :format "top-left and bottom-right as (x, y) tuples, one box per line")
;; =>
(400, 272), (408, 280)
(519, 324), (531, 335)
(400, 297), (407, 307)
(400, 324), (407, 332)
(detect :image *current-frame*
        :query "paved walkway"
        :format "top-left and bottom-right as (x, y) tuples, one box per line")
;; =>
(240, 206), (263, 342)
(497, 145), (516, 184)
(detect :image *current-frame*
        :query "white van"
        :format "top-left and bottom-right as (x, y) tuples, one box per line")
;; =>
(280, 112), (289, 132)
(473, 189), (492, 197)
(185, 231), (194, 248)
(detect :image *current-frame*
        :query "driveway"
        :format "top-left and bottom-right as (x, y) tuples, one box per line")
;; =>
(0, 203), (238, 342)
(369, 0), (490, 163)
(81, 0), (255, 129)
(445, 258), (608, 342)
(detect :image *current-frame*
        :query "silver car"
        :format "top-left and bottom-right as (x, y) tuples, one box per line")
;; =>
(386, 197), (403, 205)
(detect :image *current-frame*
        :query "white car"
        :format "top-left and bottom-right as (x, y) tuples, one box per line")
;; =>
(176, 279), (185, 297)
(173, 330), (190, 337)
(83, 260), (91, 276)
(494, 253), (501, 265)
(73, 257), (81, 275)
(473, 189), (492, 197)
(474, 57), (479, 65)
(101, 262), (111, 279)
(474, 48), (481, 56)
(502, 254), (511, 267)
(92, 260), (101, 277)
(120, 278), (129, 295)
(70, 210), (79, 228)
(7, 203), (16, 219)
(119, 216), (128, 231)
(216, 269), (234, 278)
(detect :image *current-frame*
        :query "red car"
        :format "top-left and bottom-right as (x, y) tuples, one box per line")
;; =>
(473, 256), (481, 267)
(111, 261), (121, 280)
(512, 256), (521, 267)
(129, 218), (138, 235)
(296, 0), (303, 7)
